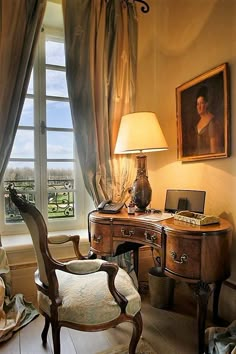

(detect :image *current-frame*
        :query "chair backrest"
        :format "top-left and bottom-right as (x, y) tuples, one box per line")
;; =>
(164, 189), (206, 214)
(9, 187), (51, 286)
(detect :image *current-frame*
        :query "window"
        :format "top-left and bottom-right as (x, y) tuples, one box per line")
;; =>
(1, 28), (88, 235)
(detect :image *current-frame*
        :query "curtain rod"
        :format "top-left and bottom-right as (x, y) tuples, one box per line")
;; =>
(49, 1), (150, 13)
(105, 1), (150, 13)
(135, 0), (150, 13)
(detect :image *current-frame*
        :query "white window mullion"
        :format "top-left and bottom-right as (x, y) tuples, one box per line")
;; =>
(35, 28), (48, 221)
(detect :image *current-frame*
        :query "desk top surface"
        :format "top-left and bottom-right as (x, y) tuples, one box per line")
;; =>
(90, 208), (232, 235)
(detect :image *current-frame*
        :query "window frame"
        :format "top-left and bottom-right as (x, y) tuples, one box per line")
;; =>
(0, 27), (89, 236)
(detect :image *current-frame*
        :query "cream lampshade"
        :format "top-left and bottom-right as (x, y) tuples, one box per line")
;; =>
(114, 112), (168, 211)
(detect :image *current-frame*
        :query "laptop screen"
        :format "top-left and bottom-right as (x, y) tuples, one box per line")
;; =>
(164, 189), (206, 214)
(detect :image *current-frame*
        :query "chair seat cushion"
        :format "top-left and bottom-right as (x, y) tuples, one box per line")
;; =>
(37, 263), (141, 326)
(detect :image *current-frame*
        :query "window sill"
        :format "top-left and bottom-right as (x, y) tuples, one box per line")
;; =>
(1, 229), (90, 267)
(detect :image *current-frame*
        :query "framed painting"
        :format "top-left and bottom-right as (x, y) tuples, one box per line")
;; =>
(176, 63), (230, 162)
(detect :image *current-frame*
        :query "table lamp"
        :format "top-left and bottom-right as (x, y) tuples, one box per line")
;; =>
(114, 112), (168, 211)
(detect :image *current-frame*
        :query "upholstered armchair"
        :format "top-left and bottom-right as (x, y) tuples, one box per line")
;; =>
(9, 186), (143, 354)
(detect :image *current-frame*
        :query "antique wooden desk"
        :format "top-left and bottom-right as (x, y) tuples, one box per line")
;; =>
(89, 209), (232, 354)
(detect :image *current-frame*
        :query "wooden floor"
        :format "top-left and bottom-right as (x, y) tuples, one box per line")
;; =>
(0, 281), (217, 354)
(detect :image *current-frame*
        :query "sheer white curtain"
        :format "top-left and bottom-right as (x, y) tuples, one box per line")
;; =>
(62, 0), (137, 206)
(0, 0), (46, 183)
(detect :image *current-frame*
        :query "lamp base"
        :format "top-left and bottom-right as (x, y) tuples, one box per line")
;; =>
(131, 155), (152, 211)
(134, 206), (148, 213)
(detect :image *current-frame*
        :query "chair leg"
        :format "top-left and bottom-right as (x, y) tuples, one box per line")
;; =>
(129, 311), (143, 354)
(41, 316), (50, 345)
(51, 321), (61, 354)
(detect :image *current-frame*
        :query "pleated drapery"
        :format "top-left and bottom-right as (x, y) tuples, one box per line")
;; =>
(0, 0), (46, 183)
(0, 1), (46, 339)
(62, 0), (137, 206)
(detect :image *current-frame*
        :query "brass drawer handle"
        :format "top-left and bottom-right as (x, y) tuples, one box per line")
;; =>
(170, 251), (188, 264)
(121, 228), (134, 237)
(144, 231), (157, 243)
(93, 234), (103, 244)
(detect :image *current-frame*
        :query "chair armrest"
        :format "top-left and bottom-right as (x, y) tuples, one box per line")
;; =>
(48, 234), (86, 260)
(64, 259), (106, 274)
(100, 261), (128, 313)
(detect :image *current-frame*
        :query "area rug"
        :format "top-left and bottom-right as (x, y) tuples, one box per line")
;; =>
(97, 339), (157, 354)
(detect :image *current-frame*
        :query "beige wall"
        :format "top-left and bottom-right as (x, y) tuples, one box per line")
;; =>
(136, 0), (236, 285)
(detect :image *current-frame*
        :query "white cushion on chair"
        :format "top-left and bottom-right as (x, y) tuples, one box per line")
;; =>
(37, 265), (141, 325)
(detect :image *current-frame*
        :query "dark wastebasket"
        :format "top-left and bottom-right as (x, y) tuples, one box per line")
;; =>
(148, 267), (175, 309)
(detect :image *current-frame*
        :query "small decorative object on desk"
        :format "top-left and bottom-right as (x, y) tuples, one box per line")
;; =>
(128, 200), (136, 215)
(174, 210), (220, 225)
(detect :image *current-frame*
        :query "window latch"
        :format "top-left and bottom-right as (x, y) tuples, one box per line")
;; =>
(40, 121), (46, 134)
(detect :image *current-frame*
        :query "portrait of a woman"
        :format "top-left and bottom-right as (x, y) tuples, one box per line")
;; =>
(176, 63), (229, 161)
(195, 85), (223, 155)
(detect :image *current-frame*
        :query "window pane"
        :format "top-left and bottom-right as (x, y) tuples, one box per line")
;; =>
(19, 98), (34, 126)
(47, 131), (73, 159)
(47, 162), (74, 219)
(47, 162), (74, 181)
(46, 69), (68, 97)
(46, 100), (72, 128)
(4, 161), (35, 224)
(27, 71), (34, 94)
(46, 40), (65, 66)
(48, 190), (74, 219)
(5, 191), (35, 224)
(4, 161), (35, 187)
(11, 130), (34, 159)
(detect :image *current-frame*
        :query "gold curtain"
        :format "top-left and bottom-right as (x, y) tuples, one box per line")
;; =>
(62, 0), (137, 206)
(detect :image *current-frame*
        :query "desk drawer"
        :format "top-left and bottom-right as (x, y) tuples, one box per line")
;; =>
(165, 236), (201, 280)
(90, 222), (112, 255)
(113, 225), (161, 247)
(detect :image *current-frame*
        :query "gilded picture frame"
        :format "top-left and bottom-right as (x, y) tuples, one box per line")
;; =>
(176, 63), (230, 162)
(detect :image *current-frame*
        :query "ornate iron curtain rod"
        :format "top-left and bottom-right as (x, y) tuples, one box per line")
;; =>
(105, 1), (150, 13)
(135, 0), (150, 13)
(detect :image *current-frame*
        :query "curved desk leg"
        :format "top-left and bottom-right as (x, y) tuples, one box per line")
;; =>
(190, 282), (214, 354)
(212, 280), (222, 324)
